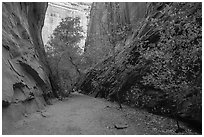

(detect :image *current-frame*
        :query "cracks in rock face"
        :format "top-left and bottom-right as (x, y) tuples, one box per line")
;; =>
(18, 60), (46, 88)
(3, 44), (10, 51)
(17, 60), (52, 104)
(13, 81), (31, 90)
(7, 60), (24, 77)
(12, 82), (30, 104)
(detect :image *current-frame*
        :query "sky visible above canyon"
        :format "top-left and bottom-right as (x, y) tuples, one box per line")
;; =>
(42, 2), (91, 51)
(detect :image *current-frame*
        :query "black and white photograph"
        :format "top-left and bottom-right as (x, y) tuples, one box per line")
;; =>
(2, 1), (202, 135)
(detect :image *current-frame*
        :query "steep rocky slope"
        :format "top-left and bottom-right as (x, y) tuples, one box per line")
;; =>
(2, 2), (55, 130)
(79, 2), (202, 130)
(81, 2), (156, 101)
(84, 2), (148, 63)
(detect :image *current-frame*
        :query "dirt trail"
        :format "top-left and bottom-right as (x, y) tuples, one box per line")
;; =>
(4, 92), (198, 135)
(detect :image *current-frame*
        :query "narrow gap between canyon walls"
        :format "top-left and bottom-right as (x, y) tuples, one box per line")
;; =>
(2, 2), (202, 135)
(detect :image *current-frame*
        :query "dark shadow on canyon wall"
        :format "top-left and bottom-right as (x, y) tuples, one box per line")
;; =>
(2, 2), (60, 130)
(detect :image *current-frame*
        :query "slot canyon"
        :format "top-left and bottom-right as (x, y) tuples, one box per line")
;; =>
(2, 2), (202, 135)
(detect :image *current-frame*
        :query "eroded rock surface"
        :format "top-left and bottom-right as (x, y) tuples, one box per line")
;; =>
(2, 2), (52, 130)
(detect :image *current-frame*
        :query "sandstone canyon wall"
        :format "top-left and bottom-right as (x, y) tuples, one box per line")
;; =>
(84, 2), (148, 63)
(2, 2), (52, 131)
(79, 2), (202, 127)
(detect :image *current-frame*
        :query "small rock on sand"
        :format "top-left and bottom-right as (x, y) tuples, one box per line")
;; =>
(41, 112), (51, 117)
(114, 123), (128, 129)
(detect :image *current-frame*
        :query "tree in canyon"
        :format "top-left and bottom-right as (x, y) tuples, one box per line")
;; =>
(45, 16), (84, 95)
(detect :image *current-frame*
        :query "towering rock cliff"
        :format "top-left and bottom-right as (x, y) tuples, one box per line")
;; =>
(2, 2), (53, 130)
(84, 2), (148, 63)
(79, 2), (202, 127)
